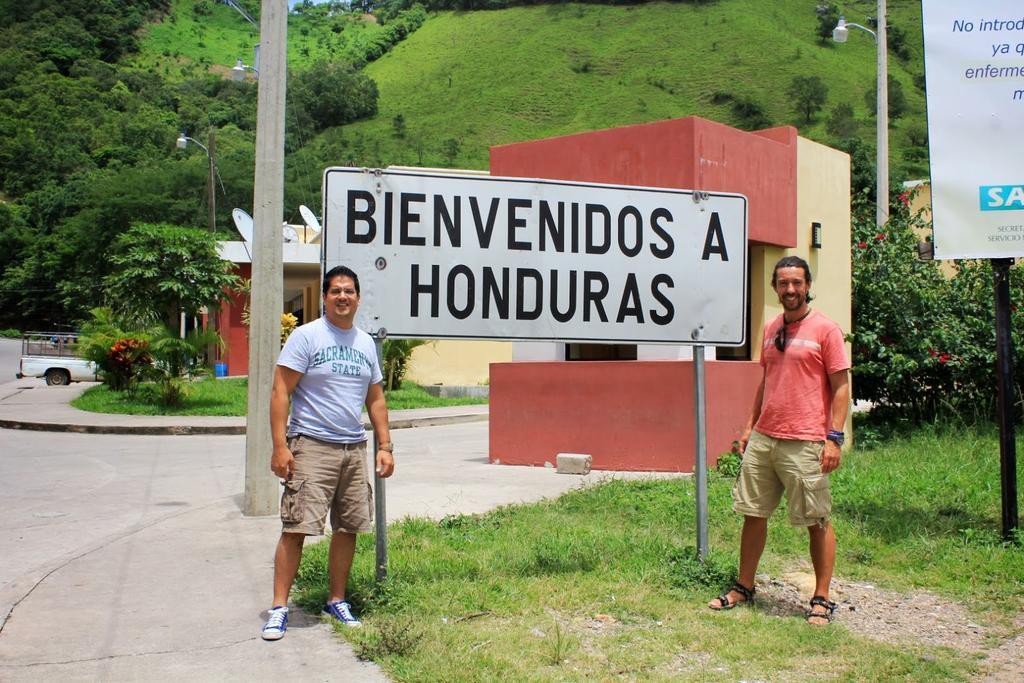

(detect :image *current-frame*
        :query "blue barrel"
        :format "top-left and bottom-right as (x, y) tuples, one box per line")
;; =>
(214, 362), (228, 378)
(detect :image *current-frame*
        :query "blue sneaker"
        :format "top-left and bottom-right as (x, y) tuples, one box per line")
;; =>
(261, 606), (288, 640)
(323, 600), (361, 627)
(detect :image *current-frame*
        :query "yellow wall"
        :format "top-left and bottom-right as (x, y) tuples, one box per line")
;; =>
(406, 340), (513, 386)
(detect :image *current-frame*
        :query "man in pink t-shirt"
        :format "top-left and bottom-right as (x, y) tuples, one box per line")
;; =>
(708, 256), (850, 626)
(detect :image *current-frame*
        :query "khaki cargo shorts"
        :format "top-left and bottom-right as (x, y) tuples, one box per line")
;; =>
(732, 430), (832, 527)
(280, 434), (373, 536)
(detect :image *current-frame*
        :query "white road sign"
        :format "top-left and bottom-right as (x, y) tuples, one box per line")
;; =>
(322, 167), (748, 345)
(922, 0), (1024, 258)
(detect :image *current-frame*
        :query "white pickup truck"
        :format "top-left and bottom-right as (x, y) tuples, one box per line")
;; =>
(16, 332), (98, 386)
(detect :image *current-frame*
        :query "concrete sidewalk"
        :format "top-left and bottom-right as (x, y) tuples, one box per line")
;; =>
(0, 379), (673, 681)
(0, 378), (488, 434)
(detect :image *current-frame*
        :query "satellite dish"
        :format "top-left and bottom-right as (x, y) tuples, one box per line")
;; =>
(299, 204), (322, 234)
(231, 208), (254, 243)
(282, 225), (298, 243)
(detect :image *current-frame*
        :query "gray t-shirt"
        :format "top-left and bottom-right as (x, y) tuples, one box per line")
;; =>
(276, 317), (383, 443)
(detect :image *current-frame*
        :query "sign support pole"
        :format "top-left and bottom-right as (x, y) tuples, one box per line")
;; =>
(373, 336), (389, 583)
(693, 345), (709, 559)
(993, 258), (1019, 541)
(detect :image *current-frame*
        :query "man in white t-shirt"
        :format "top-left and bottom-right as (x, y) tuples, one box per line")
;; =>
(261, 265), (395, 641)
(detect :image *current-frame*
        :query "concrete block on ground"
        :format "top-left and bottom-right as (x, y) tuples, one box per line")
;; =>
(556, 453), (592, 475)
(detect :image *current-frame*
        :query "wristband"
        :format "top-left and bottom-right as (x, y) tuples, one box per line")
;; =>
(826, 430), (845, 446)
(378, 442), (394, 453)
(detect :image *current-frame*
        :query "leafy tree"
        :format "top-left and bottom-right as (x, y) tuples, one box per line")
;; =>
(289, 61), (379, 135)
(826, 102), (857, 139)
(788, 75), (828, 124)
(104, 223), (239, 330)
(730, 95), (771, 130)
(864, 78), (907, 121)
(441, 137), (461, 165)
(392, 113), (407, 139)
(849, 196), (1024, 422)
(887, 23), (911, 61)
(814, 3), (840, 44)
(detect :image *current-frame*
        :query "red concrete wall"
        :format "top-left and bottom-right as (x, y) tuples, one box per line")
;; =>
(489, 360), (762, 472)
(489, 116), (797, 247)
(217, 262), (251, 376)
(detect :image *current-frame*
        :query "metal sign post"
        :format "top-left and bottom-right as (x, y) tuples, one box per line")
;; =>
(373, 336), (389, 583)
(693, 344), (709, 558)
(993, 259), (1019, 540)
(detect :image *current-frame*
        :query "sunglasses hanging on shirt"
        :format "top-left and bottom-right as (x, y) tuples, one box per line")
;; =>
(773, 309), (812, 352)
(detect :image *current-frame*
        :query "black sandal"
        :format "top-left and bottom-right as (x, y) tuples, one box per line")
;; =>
(806, 595), (836, 624)
(710, 581), (755, 610)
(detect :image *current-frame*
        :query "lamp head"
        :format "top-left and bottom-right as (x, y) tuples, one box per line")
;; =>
(176, 133), (188, 150)
(833, 16), (849, 43)
(231, 59), (246, 82)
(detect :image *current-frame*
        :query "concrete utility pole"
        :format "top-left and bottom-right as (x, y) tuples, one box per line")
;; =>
(244, 0), (287, 516)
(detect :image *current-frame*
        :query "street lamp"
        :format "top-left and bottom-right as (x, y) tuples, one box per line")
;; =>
(176, 131), (219, 233)
(834, 2), (888, 228)
(231, 57), (259, 82)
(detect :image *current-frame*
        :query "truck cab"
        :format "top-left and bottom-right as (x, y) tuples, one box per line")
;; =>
(16, 332), (97, 385)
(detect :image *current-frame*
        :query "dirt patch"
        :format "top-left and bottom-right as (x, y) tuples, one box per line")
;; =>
(755, 572), (1023, 681)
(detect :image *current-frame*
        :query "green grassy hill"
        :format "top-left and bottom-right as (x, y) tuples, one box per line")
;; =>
(132, 0), (927, 180)
(354, 1), (925, 174)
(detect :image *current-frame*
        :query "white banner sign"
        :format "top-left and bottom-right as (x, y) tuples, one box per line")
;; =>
(322, 168), (747, 345)
(922, 0), (1024, 259)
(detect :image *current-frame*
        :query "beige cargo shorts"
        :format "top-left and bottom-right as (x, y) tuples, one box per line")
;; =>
(280, 434), (373, 536)
(732, 430), (832, 527)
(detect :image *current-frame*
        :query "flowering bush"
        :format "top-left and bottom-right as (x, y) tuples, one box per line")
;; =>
(850, 196), (1024, 421)
(281, 313), (298, 346)
(106, 337), (152, 394)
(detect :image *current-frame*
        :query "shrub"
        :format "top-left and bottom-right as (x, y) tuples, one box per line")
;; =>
(849, 195), (1024, 422)
(78, 308), (151, 394)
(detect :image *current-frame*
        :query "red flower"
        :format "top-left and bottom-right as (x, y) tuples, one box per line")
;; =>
(898, 191), (911, 207)
(858, 241), (868, 249)
(928, 348), (938, 358)
(875, 233), (886, 241)
(939, 353), (950, 364)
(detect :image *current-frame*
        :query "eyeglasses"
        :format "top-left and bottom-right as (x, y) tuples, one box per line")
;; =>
(327, 288), (357, 297)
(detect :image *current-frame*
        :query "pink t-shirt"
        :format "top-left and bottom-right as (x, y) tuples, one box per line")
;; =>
(755, 310), (850, 441)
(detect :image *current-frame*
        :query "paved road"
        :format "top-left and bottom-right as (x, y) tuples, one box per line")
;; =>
(0, 422), (669, 680)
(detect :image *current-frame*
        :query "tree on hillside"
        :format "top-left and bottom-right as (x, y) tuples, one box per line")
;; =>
(865, 78), (907, 121)
(788, 75), (828, 124)
(814, 3), (840, 44)
(289, 61), (379, 134)
(104, 223), (239, 331)
(826, 102), (857, 139)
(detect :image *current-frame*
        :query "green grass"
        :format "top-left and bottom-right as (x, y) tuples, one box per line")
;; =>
(294, 424), (1023, 680)
(71, 378), (486, 415)
(71, 377), (250, 416)
(129, 0), (392, 79)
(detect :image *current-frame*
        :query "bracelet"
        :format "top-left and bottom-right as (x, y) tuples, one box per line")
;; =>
(378, 442), (394, 453)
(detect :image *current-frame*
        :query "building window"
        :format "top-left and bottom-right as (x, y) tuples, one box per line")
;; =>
(565, 344), (638, 361)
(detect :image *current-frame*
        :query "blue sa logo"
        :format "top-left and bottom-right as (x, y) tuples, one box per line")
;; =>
(979, 185), (1024, 211)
